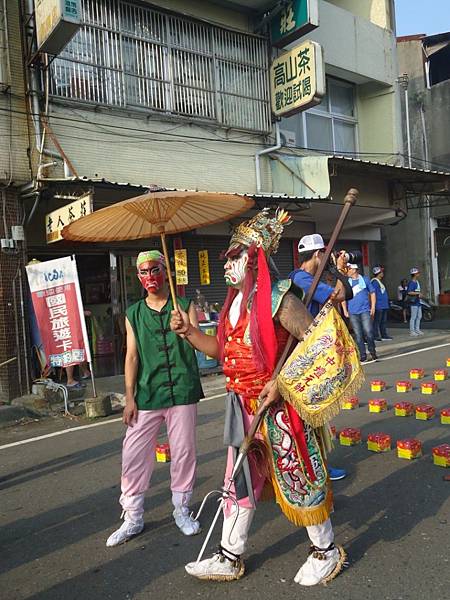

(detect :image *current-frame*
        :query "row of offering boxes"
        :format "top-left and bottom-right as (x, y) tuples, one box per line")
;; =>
(370, 379), (440, 394)
(342, 397), (450, 421)
(335, 429), (450, 467)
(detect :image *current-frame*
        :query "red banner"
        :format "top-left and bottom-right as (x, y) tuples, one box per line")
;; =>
(26, 257), (91, 368)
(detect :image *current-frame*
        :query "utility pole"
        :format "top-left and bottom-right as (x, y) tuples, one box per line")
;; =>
(397, 73), (412, 168)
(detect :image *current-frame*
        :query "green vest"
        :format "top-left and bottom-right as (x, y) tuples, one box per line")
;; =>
(126, 296), (203, 410)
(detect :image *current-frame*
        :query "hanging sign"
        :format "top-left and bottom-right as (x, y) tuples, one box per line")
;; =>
(198, 250), (210, 285)
(270, 40), (325, 118)
(174, 249), (188, 285)
(45, 193), (93, 244)
(271, 0), (319, 48)
(35, 0), (82, 55)
(25, 256), (91, 368)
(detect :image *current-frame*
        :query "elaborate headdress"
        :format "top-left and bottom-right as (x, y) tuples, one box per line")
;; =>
(227, 208), (291, 256)
(221, 208), (292, 375)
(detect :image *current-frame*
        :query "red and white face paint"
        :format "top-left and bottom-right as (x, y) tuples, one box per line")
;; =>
(224, 249), (249, 288)
(137, 261), (166, 294)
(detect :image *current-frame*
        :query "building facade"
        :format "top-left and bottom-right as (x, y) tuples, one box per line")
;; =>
(386, 32), (450, 302)
(1, 0), (448, 397)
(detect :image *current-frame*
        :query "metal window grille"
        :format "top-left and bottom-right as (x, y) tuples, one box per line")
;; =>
(49, 0), (271, 133)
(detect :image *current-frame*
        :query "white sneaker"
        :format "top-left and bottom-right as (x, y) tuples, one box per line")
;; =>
(173, 507), (201, 536)
(185, 551), (245, 581)
(294, 545), (346, 586)
(416, 330), (424, 335)
(106, 517), (144, 547)
(410, 332), (419, 337)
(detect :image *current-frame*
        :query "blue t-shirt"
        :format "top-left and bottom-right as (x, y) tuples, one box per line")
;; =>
(289, 269), (332, 317)
(347, 275), (374, 315)
(407, 279), (421, 306)
(371, 278), (389, 310)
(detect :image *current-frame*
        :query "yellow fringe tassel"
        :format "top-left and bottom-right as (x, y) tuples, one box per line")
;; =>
(272, 481), (334, 527)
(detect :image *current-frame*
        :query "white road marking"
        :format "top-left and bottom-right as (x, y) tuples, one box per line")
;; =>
(0, 391), (227, 451)
(369, 341), (450, 363)
(2, 341), (449, 451)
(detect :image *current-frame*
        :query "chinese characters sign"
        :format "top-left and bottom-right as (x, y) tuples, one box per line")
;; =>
(270, 40), (325, 118)
(198, 250), (210, 286)
(45, 193), (93, 244)
(35, 0), (81, 54)
(26, 256), (91, 368)
(271, 0), (319, 48)
(174, 249), (188, 286)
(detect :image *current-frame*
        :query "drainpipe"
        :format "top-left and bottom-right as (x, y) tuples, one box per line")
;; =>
(25, 0), (61, 162)
(255, 121), (282, 193)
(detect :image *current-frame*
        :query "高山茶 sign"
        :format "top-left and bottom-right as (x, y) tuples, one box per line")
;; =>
(270, 40), (325, 118)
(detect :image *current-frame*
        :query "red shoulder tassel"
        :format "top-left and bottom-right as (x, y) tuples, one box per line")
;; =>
(255, 246), (277, 372)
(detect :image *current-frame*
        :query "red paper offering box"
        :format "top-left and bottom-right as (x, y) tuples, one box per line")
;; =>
(155, 443), (171, 462)
(342, 396), (359, 409)
(339, 428), (361, 446)
(367, 432), (391, 453)
(446, 358), (450, 368)
(397, 438), (422, 459)
(394, 401), (415, 417)
(409, 368), (425, 379)
(432, 444), (450, 467)
(441, 408), (450, 424)
(415, 404), (435, 420)
(396, 380), (411, 393)
(370, 379), (385, 392)
(421, 381), (438, 395)
(368, 398), (387, 413)
(434, 369), (448, 381)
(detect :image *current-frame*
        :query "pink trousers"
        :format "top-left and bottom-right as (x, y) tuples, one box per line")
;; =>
(121, 404), (197, 500)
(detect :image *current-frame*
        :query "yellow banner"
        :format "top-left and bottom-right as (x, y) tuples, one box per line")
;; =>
(277, 302), (364, 427)
(198, 250), (210, 285)
(174, 249), (188, 285)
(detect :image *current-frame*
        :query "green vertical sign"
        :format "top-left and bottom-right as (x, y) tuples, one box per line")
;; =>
(271, 0), (319, 48)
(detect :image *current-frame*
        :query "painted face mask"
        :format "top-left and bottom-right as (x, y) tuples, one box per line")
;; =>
(224, 249), (249, 288)
(138, 262), (165, 293)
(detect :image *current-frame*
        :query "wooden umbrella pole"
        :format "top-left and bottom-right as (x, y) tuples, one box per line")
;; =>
(160, 231), (178, 311)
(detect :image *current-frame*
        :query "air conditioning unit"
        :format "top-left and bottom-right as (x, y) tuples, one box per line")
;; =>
(280, 129), (296, 147)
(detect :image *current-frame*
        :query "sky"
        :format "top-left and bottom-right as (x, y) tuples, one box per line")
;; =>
(395, 0), (450, 36)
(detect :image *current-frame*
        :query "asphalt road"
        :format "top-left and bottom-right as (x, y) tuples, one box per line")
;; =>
(1, 337), (449, 600)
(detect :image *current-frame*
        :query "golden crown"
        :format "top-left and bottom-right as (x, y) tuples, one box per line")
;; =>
(229, 208), (291, 255)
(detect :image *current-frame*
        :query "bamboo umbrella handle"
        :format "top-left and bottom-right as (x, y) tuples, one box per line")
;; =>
(160, 232), (179, 312)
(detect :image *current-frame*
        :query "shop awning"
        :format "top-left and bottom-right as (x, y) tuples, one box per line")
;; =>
(270, 154), (450, 200)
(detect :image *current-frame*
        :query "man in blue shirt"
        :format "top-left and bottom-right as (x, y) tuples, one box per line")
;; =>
(342, 264), (378, 363)
(371, 266), (392, 341)
(289, 233), (353, 481)
(289, 234), (350, 317)
(407, 267), (423, 336)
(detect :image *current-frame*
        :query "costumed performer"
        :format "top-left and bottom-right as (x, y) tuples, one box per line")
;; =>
(170, 209), (361, 586)
(106, 250), (203, 547)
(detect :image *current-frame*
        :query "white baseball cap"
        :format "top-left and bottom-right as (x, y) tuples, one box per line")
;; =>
(410, 267), (420, 275)
(372, 266), (383, 275)
(347, 263), (358, 270)
(297, 233), (325, 254)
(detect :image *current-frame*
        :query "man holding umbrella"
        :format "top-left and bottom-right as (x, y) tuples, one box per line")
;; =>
(106, 250), (203, 547)
(171, 209), (356, 586)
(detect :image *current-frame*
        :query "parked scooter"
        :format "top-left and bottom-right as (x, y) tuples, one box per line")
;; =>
(388, 298), (436, 322)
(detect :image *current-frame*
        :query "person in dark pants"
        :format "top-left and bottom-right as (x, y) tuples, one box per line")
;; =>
(289, 234), (353, 481)
(342, 264), (377, 363)
(371, 266), (392, 341)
